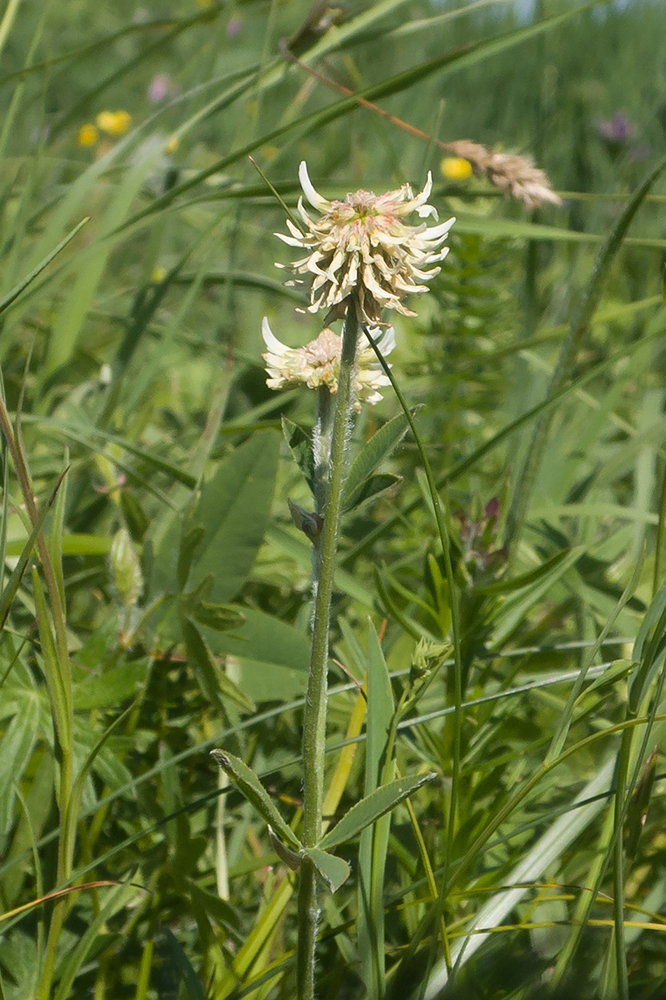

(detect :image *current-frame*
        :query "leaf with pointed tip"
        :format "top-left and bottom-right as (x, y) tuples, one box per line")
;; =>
(343, 411), (411, 509)
(190, 601), (245, 633)
(210, 749), (300, 851)
(282, 416), (314, 493)
(319, 773), (436, 851)
(343, 473), (401, 513)
(304, 847), (350, 893)
(178, 523), (205, 592)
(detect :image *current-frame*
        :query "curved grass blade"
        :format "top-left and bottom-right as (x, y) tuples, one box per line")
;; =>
(0, 469), (67, 631)
(0, 218), (88, 318)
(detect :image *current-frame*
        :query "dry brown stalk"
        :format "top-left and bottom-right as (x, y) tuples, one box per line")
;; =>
(280, 42), (562, 209)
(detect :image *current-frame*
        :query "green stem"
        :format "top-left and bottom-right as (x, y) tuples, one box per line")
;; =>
(297, 308), (358, 1000)
(361, 326), (461, 955)
(653, 457), (666, 598)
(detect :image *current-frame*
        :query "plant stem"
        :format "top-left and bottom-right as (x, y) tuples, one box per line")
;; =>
(297, 308), (358, 1000)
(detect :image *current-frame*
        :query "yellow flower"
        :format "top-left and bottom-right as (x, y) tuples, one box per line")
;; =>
(276, 162), (455, 325)
(440, 157), (473, 182)
(77, 123), (98, 147)
(166, 136), (179, 154)
(261, 318), (395, 410)
(96, 110), (132, 137)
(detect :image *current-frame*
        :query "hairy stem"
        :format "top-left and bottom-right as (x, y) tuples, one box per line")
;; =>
(297, 309), (358, 1000)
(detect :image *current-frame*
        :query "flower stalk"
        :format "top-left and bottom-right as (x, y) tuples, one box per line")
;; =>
(297, 306), (359, 999)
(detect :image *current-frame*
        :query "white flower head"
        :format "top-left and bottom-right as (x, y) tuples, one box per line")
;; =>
(276, 162), (455, 324)
(262, 317), (395, 410)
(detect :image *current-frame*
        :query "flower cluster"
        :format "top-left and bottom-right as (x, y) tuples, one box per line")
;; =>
(276, 162), (454, 325)
(262, 319), (395, 410)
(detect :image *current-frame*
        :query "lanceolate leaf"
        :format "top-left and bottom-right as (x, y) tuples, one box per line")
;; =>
(343, 473), (401, 513)
(343, 410), (411, 508)
(210, 750), (301, 851)
(282, 416), (315, 493)
(318, 773), (436, 851)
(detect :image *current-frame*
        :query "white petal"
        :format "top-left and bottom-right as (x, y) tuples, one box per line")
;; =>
(275, 231), (307, 248)
(261, 316), (288, 356)
(377, 326), (396, 356)
(299, 161), (331, 213)
(424, 216), (456, 239)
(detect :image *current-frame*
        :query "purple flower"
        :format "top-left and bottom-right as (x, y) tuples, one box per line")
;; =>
(148, 73), (171, 104)
(226, 17), (242, 38)
(596, 112), (636, 144)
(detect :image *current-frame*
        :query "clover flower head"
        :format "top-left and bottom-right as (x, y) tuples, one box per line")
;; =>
(275, 162), (455, 324)
(262, 317), (395, 410)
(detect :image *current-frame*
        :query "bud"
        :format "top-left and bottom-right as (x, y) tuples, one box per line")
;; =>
(110, 527), (143, 610)
(288, 498), (324, 542)
(410, 637), (451, 683)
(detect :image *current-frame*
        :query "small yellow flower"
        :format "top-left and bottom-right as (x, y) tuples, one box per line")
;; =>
(96, 110), (132, 137)
(261, 318), (395, 410)
(151, 266), (167, 283)
(440, 157), (473, 182)
(166, 136), (179, 154)
(77, 123), (99, 147)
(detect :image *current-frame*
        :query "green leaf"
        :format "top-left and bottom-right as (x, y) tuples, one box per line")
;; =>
(343, 411), (411, 508)
(358, 622), (395, 996)
(210, 749), (300, 851)
(0, 696), (40, 842)
(190, 601), (245, 633)
(177, 523), (205, 592)
(52, 883), (139, 1000)
(187, 433), (279, 602)
(73, 659), (151, 711)
(490, 546), (586, 647)
(282, 416), (315, 493)
(303, 847), (350, 893)
(0, 469), (67, 631)
(319, 773), (436, 851)
(343, 473), (401, 513)
(181, 617), (255, 715)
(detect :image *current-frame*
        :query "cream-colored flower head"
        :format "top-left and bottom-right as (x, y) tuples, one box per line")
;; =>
(276, 162), (455, 324)
(262, 318), (395, 410)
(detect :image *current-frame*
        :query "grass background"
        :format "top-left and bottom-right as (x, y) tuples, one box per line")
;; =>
(1, 0), (666, 997)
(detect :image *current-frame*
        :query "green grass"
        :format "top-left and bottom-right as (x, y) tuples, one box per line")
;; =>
(1, 0), (666, 998)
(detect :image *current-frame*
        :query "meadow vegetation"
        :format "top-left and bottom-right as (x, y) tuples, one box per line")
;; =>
(1, 0), (666, 997)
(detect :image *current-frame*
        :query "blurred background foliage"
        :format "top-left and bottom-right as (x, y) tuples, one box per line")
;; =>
(1, 0), (666, 998)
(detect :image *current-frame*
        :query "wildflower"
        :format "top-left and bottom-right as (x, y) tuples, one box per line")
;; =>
(596, 112), (636, 145)
(440, 157), (473, 182)
(147, 73), (171, 104)
(96, 110), (132, 137)
(77, 123), (98, 147)
(226, 16), (243, 37)
(261, 317), (395, 409)
(276, 162), (454, 324)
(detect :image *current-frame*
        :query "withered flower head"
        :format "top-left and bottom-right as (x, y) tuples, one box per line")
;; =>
(262, 317), (395, 410)
(276, 162), (455, 324)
